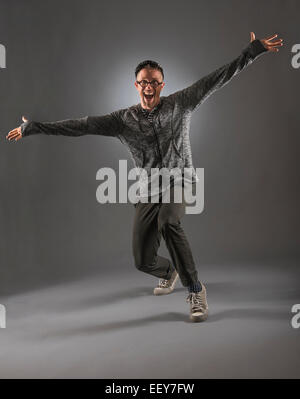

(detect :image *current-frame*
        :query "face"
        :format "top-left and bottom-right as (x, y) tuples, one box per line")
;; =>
(134, 67), (165, 110)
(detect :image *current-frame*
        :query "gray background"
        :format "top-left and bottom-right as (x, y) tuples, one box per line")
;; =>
(0, 0), (299, 379)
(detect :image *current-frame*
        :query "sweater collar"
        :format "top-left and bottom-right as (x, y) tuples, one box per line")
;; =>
(137, 97), (164, 114)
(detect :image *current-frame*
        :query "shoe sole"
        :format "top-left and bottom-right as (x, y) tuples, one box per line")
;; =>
(153, 274), (179, 296)
(190, 311), (208, 323)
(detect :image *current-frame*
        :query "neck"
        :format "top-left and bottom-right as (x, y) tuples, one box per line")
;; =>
(141, 99), (160, 111)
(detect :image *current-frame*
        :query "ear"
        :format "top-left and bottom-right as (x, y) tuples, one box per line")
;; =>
(134, 81), (138, 89)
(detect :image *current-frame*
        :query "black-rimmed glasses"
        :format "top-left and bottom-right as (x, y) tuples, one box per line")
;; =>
(136, 80), (163, 89)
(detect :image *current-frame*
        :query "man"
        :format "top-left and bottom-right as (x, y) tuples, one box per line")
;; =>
(6, 32), (283, 322)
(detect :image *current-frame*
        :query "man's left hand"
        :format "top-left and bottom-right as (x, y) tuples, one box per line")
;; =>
(250, 32), (283, 52)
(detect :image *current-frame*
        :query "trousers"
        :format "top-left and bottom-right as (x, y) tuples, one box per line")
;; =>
(132, 184), (199, 287)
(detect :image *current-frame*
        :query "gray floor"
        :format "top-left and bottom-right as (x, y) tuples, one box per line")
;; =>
(0, 259), (299, 379)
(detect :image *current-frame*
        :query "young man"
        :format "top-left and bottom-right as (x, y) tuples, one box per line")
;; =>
(6, 32), (283, 322)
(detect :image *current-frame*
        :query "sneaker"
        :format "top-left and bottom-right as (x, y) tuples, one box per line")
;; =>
(153, 269), (179, 295)
(186, 283), (208, 322)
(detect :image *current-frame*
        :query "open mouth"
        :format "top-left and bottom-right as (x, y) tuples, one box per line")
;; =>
(144, 93), (154, 101)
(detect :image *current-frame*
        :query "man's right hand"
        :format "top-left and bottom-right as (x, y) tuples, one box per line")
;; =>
(6, 116), (28, 142)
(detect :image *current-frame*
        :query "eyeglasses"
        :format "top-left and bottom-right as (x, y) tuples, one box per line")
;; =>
(136, 80), (163, 89)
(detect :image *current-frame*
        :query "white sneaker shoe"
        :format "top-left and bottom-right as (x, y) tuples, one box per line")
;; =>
(153, 270), (179, 295)
(186, 283), (208, 322)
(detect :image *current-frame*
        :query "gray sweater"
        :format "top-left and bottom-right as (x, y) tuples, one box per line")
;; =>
(21, 39), (268, 198)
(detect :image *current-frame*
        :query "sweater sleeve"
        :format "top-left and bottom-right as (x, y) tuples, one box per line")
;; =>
(170, 39), (269, 112)
(21, 110), (124, 139)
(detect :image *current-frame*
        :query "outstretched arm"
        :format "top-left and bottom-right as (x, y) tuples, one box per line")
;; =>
(6, 111), (124, 141)
(170, 32), (283, 113)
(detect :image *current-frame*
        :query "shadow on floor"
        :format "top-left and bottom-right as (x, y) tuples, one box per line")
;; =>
(34, 306), (291, 340)
(51, 286), (188, 313)
(35, 312), (189, 339)
(206, 307), (290, 323)
(51, 286), (157, 313)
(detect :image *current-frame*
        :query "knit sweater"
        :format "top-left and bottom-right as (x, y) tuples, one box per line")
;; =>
(21, 39), (268, 199)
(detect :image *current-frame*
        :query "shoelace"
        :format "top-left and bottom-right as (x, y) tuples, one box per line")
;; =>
(158, 278), (171, 288)
(186, 292), (206, 310)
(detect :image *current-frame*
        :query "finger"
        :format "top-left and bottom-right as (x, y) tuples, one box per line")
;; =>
(265, 33), (278, 41)
(265, 45), (282, 51)
(7, 134), (16, 141)
(22, 116), (28, 123)
(250, 32), (255, 42)
(267, 40), (283, 46)
(7, 131), (20, 140)
(268, 41), (284, 47)
(12, 134), (21, 141)
(7, 128), (18, 135)
(268, 47), (279, 52)
(6, 131), (17, 139)
(9, 129), (19, 136)
(267, 39), (283, 44)
(7, 134), (18, 141)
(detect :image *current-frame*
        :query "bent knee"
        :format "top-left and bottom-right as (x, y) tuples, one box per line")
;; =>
(134, 254), (155, 272)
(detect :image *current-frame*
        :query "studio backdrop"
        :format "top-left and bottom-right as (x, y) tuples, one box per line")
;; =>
(0, 0), (299, 294)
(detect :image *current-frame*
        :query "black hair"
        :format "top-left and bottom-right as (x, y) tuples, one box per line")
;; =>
(135, 60), (164, 80)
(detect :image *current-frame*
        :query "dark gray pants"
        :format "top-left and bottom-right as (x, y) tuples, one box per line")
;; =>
(132, 184), (199, 287)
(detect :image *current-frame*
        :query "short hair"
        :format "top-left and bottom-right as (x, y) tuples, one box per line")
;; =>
(135, 60), (164, 80)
